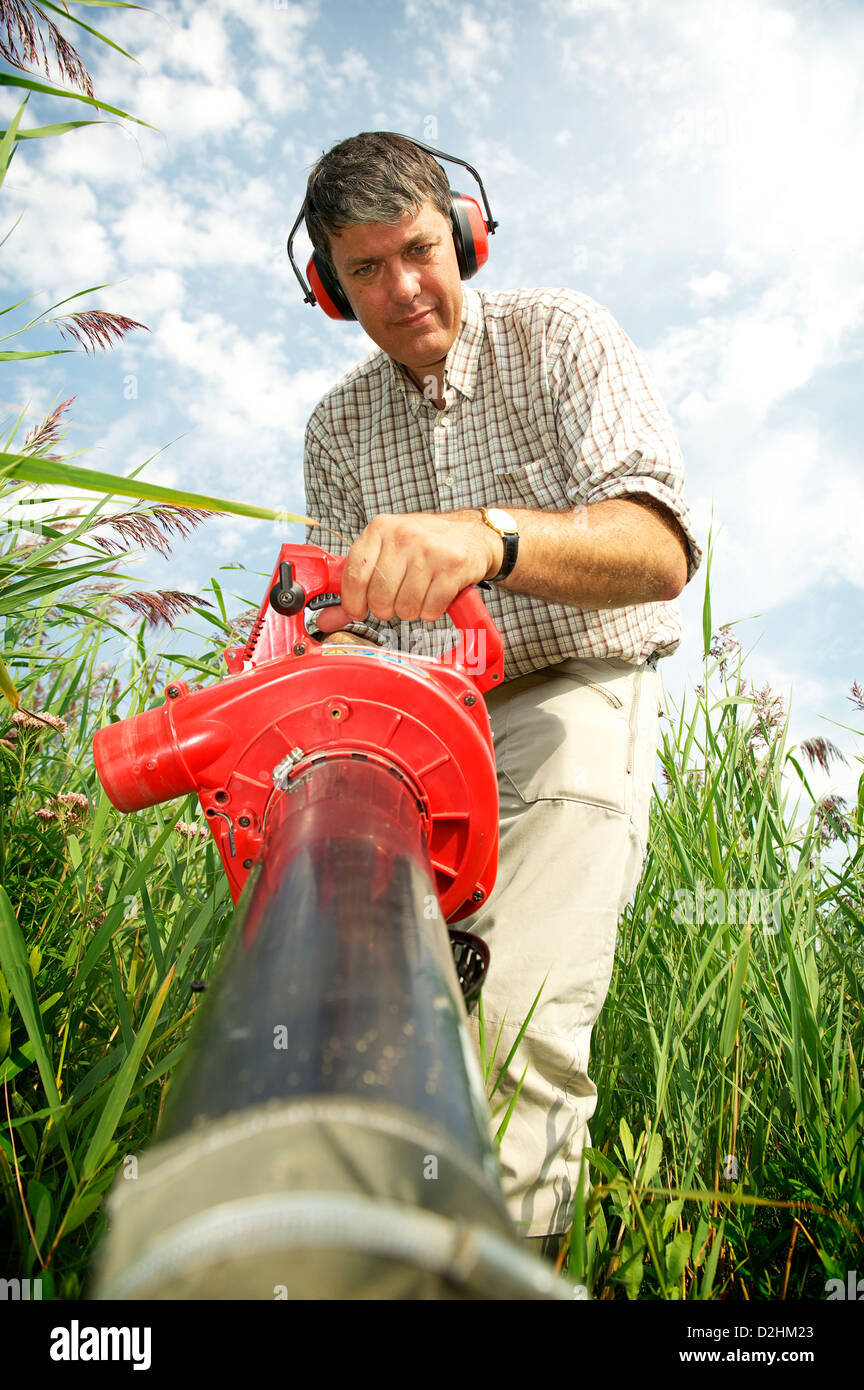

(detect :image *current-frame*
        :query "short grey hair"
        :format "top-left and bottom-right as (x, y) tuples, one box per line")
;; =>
(304, 132), (452, 270)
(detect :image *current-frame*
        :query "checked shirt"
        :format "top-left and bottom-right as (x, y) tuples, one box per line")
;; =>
(303, 285), (702, 678)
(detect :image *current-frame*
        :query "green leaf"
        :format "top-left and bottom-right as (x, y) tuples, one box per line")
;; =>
(803, 946), (820, 1014)
(0, 72), (152, 129)
(0, 1041), (35, 1085)
(701, 532), (714, 658)
(63, 1189), (105, 1235)
(75, 818), (176, 988)
(0, 214), (23, 252)
(568, 1151), (588, 1284)
(705, 798), (724, 888)
(0, 653), (20, 709)
(209, 576), (227, 623)
(493, 1064), (529, 1143)
(639, 1130), (663, 1186)
(719, 930), (750, 1060)
(0, 887), (73, 1172)
(619, 1229), (647, 1299)
(0, 121), (103, 142)
(0, 349), (74, 361)
(0, 98), (28, 190)
(585, 1147), (625, 1186)
(486, 976), (546, 1102)
(38, 1), (142, 63)
(0, 450), (315, 528)
(80, 964), (176, 1180)
(618, 1116), (635, 1166)
(665, 1229), (692, 1285)
(28, 1178), (53, 1251)
(662, 1198), (684, 1239)
(698, 1219), (726, 1299)
(692, 1213), (711, 1268)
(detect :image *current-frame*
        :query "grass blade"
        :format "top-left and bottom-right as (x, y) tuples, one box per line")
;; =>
(0, 887), (74, 1174)
(80, 964), (176, 1181)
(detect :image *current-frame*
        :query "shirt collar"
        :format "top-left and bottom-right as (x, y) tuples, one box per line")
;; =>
(385, 286), (485, 412)
(444, 286), (484, 400)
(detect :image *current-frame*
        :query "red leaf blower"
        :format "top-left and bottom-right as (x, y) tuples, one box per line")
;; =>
(90, 545), (575, 1300)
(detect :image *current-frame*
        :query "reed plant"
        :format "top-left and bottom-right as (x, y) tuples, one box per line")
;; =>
(559, 545), (863, 1298)
(0, 2), (307, 1297)
(0, 487), (265, 1297)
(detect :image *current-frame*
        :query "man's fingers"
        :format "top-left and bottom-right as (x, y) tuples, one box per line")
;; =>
(364, 546), (417, 620)
(386, 559), (437, 622)
(314, 602), (353, 634)
(389, 565), (461, 622)
(338, 514), (485, 623)
(416, 572), (463, 622)
(340, 532), (381, 619)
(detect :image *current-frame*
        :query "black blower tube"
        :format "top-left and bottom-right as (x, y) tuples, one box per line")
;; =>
(92, 757), (576, 1299)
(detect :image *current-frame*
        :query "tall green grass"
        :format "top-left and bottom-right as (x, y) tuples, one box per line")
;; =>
(1, 518), (860, 1298)
(561, 556), (863, 1298)
(0, 507), (256, 1296)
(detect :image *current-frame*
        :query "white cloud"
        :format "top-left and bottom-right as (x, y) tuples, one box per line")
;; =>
(132, 73), (253, 141)
(543, 0), (864, 443)
(161, 8), (233, 85)
(86, 410), (184, 491)
(0, 165), (116, 292)
(95, 268), (187, 323)
(145, 308), (357, 474)
(669, 425), (864, 648)
(86, 0), (320, 145)
(39, 123), (155, 188)
(255, 65), (309, 115)
(111, 178), (276, 271)
(396, 2), (513, 111)
(688, 271), (731, 305)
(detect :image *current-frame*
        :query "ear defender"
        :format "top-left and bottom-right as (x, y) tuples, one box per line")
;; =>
(304, 191), (491, 322)
(449, 192), (490, 279)
(287, 136), (498, 323)
(307, 254), (355, 322)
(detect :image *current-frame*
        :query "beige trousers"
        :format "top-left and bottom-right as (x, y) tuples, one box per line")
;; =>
(460, 654), (662, 1238)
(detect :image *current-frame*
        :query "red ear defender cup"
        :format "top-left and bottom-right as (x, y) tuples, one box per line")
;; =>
(449, 192), (490, 280)
(307, 252), (356, 322)
(287, 135), (498, 317)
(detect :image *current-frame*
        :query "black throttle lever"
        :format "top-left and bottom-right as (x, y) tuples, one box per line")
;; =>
(268, 561), (306, 616)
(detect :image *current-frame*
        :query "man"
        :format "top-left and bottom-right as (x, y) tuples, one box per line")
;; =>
(300, 131), (702, 1249)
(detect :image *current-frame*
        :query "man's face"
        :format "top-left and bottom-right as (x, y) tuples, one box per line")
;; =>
(327, 201), (462, 380)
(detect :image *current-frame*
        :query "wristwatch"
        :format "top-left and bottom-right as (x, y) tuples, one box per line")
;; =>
(480, 507), (519, 582)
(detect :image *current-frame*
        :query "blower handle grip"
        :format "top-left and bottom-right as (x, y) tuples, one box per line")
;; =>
(326, 555), (504, 696)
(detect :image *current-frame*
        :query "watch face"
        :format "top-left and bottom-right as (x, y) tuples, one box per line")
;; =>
(485, 507), (517, 534)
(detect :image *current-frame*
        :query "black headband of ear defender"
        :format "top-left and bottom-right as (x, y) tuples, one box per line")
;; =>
(286, 133), (498, 322)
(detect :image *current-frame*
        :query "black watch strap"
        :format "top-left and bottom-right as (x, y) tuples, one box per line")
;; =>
(490, 531), (518, 582)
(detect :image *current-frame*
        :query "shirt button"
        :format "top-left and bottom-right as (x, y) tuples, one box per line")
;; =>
(441, 474), (454, 489)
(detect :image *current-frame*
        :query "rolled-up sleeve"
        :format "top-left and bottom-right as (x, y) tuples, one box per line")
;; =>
(303, 413), (389, 646)
(551, 308), (703, 584)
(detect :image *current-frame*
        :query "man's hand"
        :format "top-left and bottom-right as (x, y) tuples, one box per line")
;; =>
(314, 511), (502, 634)
(315, 495), (690, 635)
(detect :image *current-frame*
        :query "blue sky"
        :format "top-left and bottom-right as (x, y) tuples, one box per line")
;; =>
(2, 0), (863, 848)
